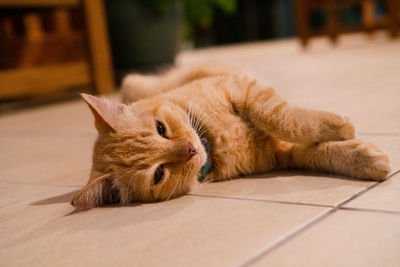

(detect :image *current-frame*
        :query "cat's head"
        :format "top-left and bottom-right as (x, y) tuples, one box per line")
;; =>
(71, 94), (207, 209)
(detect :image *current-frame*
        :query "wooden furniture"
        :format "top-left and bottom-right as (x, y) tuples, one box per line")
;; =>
(0, 0), (114, 99)
(295, 0), (400, 47)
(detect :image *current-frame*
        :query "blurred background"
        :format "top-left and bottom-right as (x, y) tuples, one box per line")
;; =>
(0, 0), (399, 112)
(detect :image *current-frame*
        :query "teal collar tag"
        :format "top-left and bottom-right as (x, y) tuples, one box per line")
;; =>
(199, 138), (212, 181)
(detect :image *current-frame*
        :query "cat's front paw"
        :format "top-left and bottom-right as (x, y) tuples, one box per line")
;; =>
(347, 141), (391, 181)
(320, 113), (355, 142)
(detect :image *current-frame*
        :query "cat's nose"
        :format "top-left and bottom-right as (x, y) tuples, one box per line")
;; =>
(186, 141), (197, 161)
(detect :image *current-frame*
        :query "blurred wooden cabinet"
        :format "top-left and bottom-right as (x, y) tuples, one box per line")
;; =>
(0, 0), (114, 99)
(295, 0), (400, 47)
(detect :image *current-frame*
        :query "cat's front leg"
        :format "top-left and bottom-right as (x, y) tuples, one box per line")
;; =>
(231, 77), (355, 144)
(277, 140), (391, 181)
(282, 107), (356, 144)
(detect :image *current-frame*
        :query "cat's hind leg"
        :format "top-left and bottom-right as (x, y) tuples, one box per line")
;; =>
(275, 139), (391, 181)
(121, 73), (166, 102)
(122, 64), (235, 103)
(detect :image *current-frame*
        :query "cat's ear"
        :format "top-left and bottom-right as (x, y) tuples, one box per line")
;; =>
(71, 173), (120, 209)
(81, 93), (126, 133)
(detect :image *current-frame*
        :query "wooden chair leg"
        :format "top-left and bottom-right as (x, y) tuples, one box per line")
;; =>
(296, 0), (309, 48)
(327, 0), (338, 44)
(362, 0), (375, 34)
(82, 0), (114, 95)
(386, 0), (399, 37)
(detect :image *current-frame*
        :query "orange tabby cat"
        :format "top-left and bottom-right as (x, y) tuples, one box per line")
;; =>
(71, 64), (391, 209)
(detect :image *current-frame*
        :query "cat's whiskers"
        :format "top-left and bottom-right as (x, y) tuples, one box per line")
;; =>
(187, 101), (208, 138)
(188, 101), (198, 129)
(199, 177), (216, 187)
(193, 104), (207, 128)
(162, 178), (179, 205)
(119, 170), (136, 204)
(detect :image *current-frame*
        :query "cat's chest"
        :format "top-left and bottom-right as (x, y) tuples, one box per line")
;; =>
(200, 112), (273, 179)
(164, 81), (276, 178)
(204, 112), (251, 147)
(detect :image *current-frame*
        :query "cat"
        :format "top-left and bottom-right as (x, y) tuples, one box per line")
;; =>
(71, 64), (391, 209)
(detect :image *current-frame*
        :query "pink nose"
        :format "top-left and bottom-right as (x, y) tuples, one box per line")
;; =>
(186, 142), (197, 161)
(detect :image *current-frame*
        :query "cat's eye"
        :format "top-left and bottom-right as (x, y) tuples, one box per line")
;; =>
(156, 121), (167, 138)
(154, 165), (164, 185)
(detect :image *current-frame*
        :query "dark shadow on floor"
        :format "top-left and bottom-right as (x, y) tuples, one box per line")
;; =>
(30, 190), (79, 206)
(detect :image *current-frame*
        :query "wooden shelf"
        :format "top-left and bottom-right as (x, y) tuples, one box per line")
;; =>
(0, 0), (79, 7)
(0, 61), (90, 98)
(0, 0), (115, 98)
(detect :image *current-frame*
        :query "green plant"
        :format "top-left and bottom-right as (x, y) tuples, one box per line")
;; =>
(136, 0), (179, 15)
(114, 0), (238, 44)
(183, 0), (237, 41)
(184, 0), (237, 28)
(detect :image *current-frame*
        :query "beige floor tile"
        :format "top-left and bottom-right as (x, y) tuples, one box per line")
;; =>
(1, 34), (398, 266)
(344, 172), (400, 212)
(0, 99), (97, 135)
(251, 210), (400, 267)
(0, 133), (94, 186)
(192, 135), (398, 206)
(0, 94), (120, 135)
(290, 83), (400, 135)
(0, 190), (329, 267)
(192, 173), (374, 207)
(0, 186), (79, 247)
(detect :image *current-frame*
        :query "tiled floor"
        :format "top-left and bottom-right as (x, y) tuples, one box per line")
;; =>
(1, 33), (399, 266)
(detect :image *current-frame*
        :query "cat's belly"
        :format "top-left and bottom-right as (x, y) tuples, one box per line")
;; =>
(204, 116), (277, 181)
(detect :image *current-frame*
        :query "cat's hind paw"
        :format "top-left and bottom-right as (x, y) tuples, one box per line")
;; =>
(348, 141), (391, 181)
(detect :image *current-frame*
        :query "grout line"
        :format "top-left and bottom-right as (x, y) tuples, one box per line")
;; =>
(190, 191), (400, 216)
(0, 183), (80, 210)
(388, 169), (400, 178)
(337, 169), (400, 208)
(0, 180), (82, 188)
(334, 182), (380, 207)
(241, 171), (400, 266)
(242, 202), (352, 266)
(0, 131), (96, 138)
(240, 208), (335, 267)
(358, 132), (400, 136)
(339, 207), (400, 215)
(188, 193), (334, 208)
(0, 200), (24, 209)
